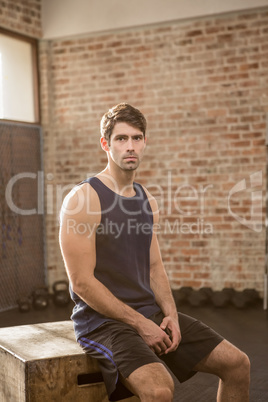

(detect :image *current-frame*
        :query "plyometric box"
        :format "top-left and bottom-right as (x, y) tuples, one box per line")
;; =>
(0, 320), (136, 402)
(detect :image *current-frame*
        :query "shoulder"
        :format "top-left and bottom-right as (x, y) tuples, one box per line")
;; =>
(60, 181), (101, 227)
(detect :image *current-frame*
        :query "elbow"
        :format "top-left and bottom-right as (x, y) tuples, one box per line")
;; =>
(70, 275), (93, 297)
(71, 280), (82, 296)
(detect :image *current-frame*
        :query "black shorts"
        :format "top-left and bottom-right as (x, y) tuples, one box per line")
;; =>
(78, 310), (224, 401)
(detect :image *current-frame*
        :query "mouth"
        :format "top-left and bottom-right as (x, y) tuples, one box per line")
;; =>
(124, 156), (138, 162)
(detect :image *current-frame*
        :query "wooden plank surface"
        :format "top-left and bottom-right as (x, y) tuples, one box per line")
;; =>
(0, 320), (139, 401)
(0, 320), (81, 361)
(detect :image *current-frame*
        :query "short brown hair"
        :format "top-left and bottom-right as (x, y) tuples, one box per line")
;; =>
(100, 103), (147, 143)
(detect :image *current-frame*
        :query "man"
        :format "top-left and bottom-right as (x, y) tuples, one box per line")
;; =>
(59, 103), (250, 402)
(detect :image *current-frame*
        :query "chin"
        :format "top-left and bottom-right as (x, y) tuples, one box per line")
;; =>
(122, 162), (139, 171)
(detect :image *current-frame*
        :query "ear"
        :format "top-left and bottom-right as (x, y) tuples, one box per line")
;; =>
(100, 137), (110, 152)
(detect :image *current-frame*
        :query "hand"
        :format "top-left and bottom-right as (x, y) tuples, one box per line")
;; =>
(159, 316), (181, 354)
(137, 318), (173, 355)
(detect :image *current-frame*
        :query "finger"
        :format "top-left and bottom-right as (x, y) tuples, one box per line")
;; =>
(161, 322), (172, 338)
(157, 339), (168, 351)
(159, 317), (168, 331)
(165, 328), (181, 351)
(165, 341), (178, 353)
(154, 344), (163, 355)
(166, 322), (179, 340)
(160, 330), (172, 348)
(165, 333), (181, 354)
(156, 338), (171, 355)
(163, 335), (172, 348)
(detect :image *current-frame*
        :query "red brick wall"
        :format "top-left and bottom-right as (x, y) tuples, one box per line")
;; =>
(40, 8), (268, 294)
(0, 0), (42, 38)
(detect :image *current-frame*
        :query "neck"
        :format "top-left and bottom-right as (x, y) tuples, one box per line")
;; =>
(99, 164), (136, 197)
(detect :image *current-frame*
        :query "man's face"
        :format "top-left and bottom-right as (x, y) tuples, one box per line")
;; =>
(104, 122), (146, 171)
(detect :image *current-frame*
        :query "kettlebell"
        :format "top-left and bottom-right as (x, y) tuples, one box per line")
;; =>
(18, 296), (31, 313)
(52, 280), (70, 307)
(32, 287), (49, 310)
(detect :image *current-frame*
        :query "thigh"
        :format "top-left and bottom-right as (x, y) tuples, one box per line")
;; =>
(193, 339), (245, 377)
(79, 320), (163, 401)
(150, 310), (224, 382)
(120, 361), (174, 398)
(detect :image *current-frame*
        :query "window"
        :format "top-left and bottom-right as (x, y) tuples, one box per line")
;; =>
(0, 29), (39, 123)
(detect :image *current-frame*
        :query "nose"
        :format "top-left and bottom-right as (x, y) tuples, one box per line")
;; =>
(126, 138), (134, 152)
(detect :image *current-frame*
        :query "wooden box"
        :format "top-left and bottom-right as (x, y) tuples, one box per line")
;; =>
(0, 320), (137, 402)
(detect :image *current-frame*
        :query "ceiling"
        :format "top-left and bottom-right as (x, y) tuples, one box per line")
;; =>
(42, 0), (268, 39)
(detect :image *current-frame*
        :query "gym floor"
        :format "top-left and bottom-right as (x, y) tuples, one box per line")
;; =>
(0, 301), (267, 402)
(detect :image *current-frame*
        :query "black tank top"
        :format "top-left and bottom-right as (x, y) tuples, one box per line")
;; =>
(70, 177), (160, 340)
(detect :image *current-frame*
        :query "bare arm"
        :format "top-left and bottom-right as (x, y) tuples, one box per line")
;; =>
(146, 190), (182, 354)
(59, 184), (143, 326)
(59, 183), (172, 354)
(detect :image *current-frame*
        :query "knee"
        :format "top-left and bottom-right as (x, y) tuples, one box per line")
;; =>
(147, 384), (174, 402)
(239, 351), (250, 378)
(141, 378), (174, 402)
(224, 350), (250, 383)
(156, 386), (174, 402)
(235, 350), (250, 372)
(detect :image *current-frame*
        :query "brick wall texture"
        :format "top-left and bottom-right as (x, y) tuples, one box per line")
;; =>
(39, 7), (268, 295)
(0, 0), (42, 38)
(2, 3), (266, 294)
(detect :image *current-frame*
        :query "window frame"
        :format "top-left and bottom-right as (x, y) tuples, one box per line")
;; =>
(0, 27), (40, 124)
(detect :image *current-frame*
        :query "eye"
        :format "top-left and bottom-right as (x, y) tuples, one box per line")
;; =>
(134, 136), (143, 141)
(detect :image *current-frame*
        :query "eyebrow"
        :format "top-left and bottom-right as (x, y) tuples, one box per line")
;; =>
(114, 133), (144, 138)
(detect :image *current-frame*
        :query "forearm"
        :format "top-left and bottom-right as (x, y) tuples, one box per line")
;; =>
(150, 267), (181, 352)
(73, 275), (175, 355)
(150, 268), (178, 320)
(72, 275), (146, 330)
